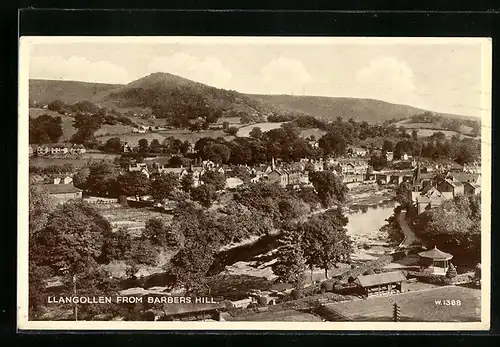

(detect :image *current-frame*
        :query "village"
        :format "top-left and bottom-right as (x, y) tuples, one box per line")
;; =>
(29, 133), (482, 322)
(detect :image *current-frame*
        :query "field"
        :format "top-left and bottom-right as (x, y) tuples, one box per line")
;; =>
(30, 107), (134, 141)
(395, 119), (475, 138)
(30, 152), (120, 168)
(236, 122), (284, 137)
(299, 128), (327, 139)
(325, 285), (481, 322)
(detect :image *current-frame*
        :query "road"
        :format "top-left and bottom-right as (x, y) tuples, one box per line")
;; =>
(398, 210), (421, 248)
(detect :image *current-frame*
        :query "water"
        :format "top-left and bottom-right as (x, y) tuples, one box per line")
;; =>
(345, 200), (398, 260)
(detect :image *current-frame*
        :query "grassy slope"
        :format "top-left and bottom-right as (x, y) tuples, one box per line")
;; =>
(249, 94), (470, 124)
(326, 285), (480, 322)
(30, 79), (122, 106)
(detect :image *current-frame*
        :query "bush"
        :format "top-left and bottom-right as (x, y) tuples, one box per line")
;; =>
(363, 269), (375, 275)
(446, 263), (458, 278)
(256, 296), (268, 306)
(118, 195), (129, 207)
(320, 280), (335, 293)
(290, 289), (302, 300)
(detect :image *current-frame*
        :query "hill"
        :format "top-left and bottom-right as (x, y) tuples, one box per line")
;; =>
(248, 94), (470, 124)
(93, 72), (281, 121)
(29, 74), (472, 128)
(29, 79), (122, 106)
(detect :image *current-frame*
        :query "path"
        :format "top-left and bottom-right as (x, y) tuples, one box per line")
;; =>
(398, 210), (421, 248)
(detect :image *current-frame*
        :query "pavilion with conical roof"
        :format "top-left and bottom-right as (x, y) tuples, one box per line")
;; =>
(418, 246), (453, 275)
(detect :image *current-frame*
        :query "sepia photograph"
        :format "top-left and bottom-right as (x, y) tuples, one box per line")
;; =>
(18, 36), (491, 330)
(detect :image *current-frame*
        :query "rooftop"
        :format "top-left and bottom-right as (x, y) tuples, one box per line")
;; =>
(418, 246), (453, 260)
(40, 184), (82, 195)
(354, 271), (407, 288)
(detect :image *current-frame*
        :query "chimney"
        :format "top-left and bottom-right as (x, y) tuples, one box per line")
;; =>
(272, 157), (275, 170)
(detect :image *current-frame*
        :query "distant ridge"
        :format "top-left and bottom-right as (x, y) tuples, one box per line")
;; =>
(29, 73), (468, 124)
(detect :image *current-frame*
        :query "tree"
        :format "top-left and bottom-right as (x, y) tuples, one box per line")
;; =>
(72, 167), (90, 190)
(201, 144), (231, 164)
(227, 126), (239, 136)
(300, 210), (352, 280)
(382, 140), (394, 152)
(249, 127), (263, 139)
(29, 114), (63, 144)
(222, 121), (229, 132)
(29, 184), (55, 235)
(48, 100), (67, 112)
(396, 182), (413, 209)
(138, 138), (149, 152)
(149, 139), (163, 153)
(309, 171), (348, 207)
(272, 226), (306, 287)
(413, 194), (481, 265)
(86, 161), (118, 197)
(103, 137), (122, 153)
(190, 184), (218, 208)
(116, 171), (151, 200)
(200, 171), (226, 191)
(144, 217), (168, 247)
(150, 173), (178, 203)
(180, 173), (194, 193)
(319, 132), (347, 157)
(368, 153), (388, 171)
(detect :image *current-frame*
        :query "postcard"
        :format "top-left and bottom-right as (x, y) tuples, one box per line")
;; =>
(18, 36), (491, 330)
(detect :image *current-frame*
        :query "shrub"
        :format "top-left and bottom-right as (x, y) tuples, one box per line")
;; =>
(256, 296), (268, 306)
(475, 263), (481, 279)
(320, 280), (335, 293)
(446, 263), (458, 278)
(118, 195), (129, 207)
(290, 289), (302, 300)
(363, 269), (375, 275)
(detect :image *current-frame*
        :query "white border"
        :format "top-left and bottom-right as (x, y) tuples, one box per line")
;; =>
(17, 36), (492, 331)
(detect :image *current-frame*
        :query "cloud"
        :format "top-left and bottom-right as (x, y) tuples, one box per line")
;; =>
(355, 56), (418, 106)
(147, 53), (233, 88)
(30, 55), (130, 84)
(259, 57), (312, 94)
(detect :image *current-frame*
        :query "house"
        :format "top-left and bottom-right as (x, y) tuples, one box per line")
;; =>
(36, 145), (50, 156)
(349, 147), (368, 157)
(69, 144), (86, 154)
(49, 145), (69, 155)
(447, 172), (481, 185)
(400, 153), (412, 161)
(308, 140), (319, 149)
(268, 169), (289, 187)
(389, 174), (403, 185)
(354, 271), (407, 298)
(464, 182), (481, 195)
(28, 145), (33, 157)
(128, 163), (150, 178)
(52, 175), (73, 185)
(43, 184), (83, 204)
(412, 186), (446, 215)
(385, 151), (394, 162)
(437, 179), (464, 199)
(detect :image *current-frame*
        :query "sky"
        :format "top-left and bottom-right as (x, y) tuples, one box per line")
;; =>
(26, 37), (491, 118)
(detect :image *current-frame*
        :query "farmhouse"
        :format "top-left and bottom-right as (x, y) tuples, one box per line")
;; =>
(42, 184), (83, 204)
(354, 271), (407, 298)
